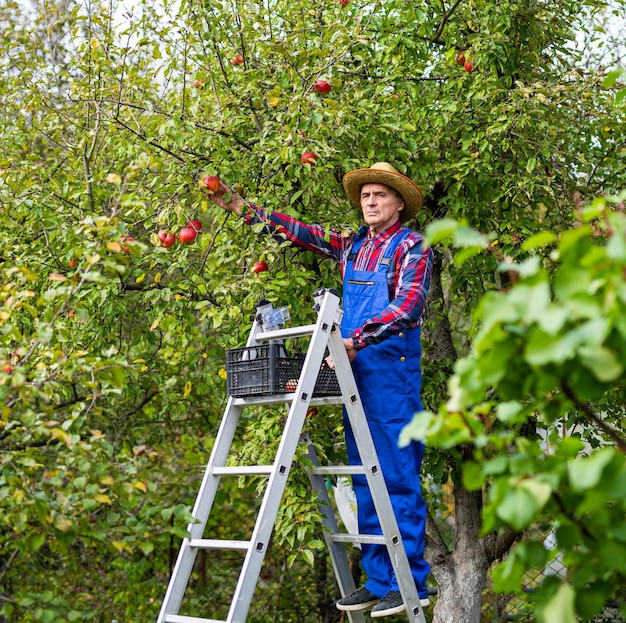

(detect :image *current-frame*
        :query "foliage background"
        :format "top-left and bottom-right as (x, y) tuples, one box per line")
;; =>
(1, 0), (625, 621)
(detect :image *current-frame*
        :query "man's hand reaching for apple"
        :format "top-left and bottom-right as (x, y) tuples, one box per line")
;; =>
(208, 181), (245, 216)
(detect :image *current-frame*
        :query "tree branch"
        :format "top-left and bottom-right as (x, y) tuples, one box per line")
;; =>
(560, 381), (626, 453)
(112, 116), (187, 163)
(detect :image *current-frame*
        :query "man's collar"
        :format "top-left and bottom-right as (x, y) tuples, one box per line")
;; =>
(367, 220), (402, 239)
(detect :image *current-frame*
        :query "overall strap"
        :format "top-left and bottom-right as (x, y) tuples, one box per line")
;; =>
(377, 226), (412, 273)
(346, 230), (368, 265)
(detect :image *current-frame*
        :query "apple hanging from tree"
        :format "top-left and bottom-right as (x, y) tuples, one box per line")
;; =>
(464, 59), (474, 72)
(158, 230), (176, 248)
(456, 50), (466, 66)
(313, 79), (332, 94)
(301, 151), (318, 165)
(178, 227), (198, 244)
(120, 236), (134, 252)
(231, 54), (244, 66)
(186, 219), (203, 232)
(252, 260), (268, 275)
(201, 175), (221, 193)
(2, 364), (13, 375)
(193, 78), (205, 88)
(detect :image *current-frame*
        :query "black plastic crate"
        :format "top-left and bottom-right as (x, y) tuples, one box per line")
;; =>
(226, 343), (340, 397)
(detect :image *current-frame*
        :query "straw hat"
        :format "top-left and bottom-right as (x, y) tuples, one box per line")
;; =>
(342, 162), (423, 221)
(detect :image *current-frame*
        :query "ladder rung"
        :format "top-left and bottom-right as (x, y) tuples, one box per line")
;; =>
(164, 616), (225, 623)
(255, 324), (317, 341)
(232, 394), (343, 407)
(212, 466), (273, 476)
(189, 538), (251, 551)
(310, 465), (366, 476)
(330, 533), (387, 545)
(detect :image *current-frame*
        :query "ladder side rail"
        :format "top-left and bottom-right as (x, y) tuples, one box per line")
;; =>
(326, 328), (426, 623)
(157, 401), (247, 621)
(158, 314), (269, 621)
(303, 437), (367, 623)
(226, 291), (341, 622)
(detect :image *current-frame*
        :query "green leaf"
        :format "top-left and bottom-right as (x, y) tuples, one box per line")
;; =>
(24, 532), (46, 552)
(452, 226), (489, 249)
(399, 411), (433, 446)
(578, 345), (623, 382)
(539, 583), (576, 623)
(496, 401), (525, 424)
(521, 231), (557, 251)
(302, 548), (315, 566)
(462, 461), (483, 490)
(525, 328), (575, 365)
(492, 551), (525, 593)
(495, 486), (538, 531)
(568, 448), (615, 492)
(602, 68), (626, 88)
(424, 218), (462, 245)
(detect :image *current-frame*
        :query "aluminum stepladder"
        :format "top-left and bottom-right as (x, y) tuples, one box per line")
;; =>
(157, 288), (427, 623)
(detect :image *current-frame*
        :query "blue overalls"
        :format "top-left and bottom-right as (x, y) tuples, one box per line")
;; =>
(340, 228), (430, 600)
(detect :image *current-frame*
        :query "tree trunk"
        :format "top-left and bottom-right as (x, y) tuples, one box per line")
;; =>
(428, 487), (491, 623)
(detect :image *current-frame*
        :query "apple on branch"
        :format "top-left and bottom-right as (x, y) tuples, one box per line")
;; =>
(301, 151), (318, 165)
(231, 54), (244, 66)
(158, 230), (176, 248)
(120, 236), (134, 253)
(178, 227), (198, 244)
(200, 175), (221, 193)
(313, 79), (332, 94)
(252, 260), (268, 275)
(186, 219), (203, 232)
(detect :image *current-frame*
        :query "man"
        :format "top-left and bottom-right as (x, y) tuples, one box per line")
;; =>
(208, 162), (433, 618)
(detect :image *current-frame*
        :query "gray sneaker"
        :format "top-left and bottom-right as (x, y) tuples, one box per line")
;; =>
(371, 590), (431, 618)
(336, 587), (380, 611)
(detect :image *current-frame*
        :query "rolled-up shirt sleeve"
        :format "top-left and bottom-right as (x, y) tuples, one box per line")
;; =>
(242, 204), (348, 261)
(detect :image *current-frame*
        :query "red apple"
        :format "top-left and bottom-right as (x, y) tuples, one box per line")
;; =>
(120, 236), (134, 252)
(201, 175), (221, 193)
(338, 0), (349, 5)
(186, 219), (203, 232)
(313, 79), (332, 94)
(2, 364), (13, 375)
(301, 151), (318, 165)
(456, 50), (466, 66)
(158, 230), (176, 248)
(69, 259), (77, 267)
(252, 260), (268, 275)
(464, 59), (474, 72)
(178, 227), (197, 244)
(193, 79), (204, 88)
(231, 54), (244, 66)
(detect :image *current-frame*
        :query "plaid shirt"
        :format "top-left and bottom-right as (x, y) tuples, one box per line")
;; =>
(243, 205), (433, 350)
